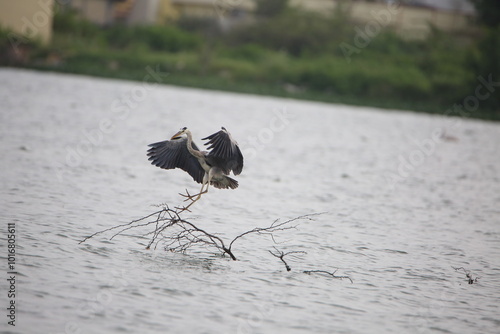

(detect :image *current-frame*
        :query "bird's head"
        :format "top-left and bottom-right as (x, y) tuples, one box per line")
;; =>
(171, 127), (188, 140)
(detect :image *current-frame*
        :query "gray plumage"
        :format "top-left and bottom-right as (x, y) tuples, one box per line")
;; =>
(147, 127), (243, 190)
(202, 127), (244, 176)
(147, 137), (205, 184)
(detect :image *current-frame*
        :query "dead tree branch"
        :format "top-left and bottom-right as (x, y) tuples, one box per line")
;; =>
(78, 209), (165, 245)
(268, 247), (306, 271)
(303, 270), (353, 283)
(226, 213), (323, 254)
(267, 246), (353, 283)
(79, 206), (322, 261)
(452, 266), (480, 284)
(80, 209), (353, 283)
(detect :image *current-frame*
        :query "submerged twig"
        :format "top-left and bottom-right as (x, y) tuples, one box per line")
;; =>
(452, 266), (480, 284)
(268, 247), (306, 271)
(303, 270), (353, 283)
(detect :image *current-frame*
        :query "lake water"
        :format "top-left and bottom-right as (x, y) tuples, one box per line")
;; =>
(1, 68), (499, 334)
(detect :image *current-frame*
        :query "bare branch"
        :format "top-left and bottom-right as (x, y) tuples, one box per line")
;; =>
(78, 209), (165, 244)
(228, 213), (324, 251)
(80, 199), (356, 284)
(79, 205), (325, 264)
(452, 266), (480, 284)
(303, 270), (353, 283)
(269, 247), (306, 271)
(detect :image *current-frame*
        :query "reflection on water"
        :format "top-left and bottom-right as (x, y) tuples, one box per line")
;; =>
(1, 68), (500, 334)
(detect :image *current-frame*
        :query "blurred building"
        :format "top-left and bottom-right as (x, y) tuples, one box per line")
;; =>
(402, 0), (474, 14)
(65, 0), (254, 25)
(57, 0), (476, 38)
(66, 0), (174, 25)
(0, 0), (55, 45)
(171, 0), (255, 19)
(68, 0), (114, 25)
(290, 0), (476, 38)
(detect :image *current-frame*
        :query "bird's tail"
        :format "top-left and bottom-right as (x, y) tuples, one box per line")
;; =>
(211, 176), (238, 189)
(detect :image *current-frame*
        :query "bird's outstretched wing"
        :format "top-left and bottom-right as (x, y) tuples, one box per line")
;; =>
(147, 137), (205, 184)
(202, 127), (244, 175)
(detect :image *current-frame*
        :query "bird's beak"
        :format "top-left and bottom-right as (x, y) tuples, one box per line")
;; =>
(171, 130), (184, 140)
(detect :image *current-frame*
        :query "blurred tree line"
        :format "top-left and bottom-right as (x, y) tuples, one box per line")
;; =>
(1, 0), (498, 119)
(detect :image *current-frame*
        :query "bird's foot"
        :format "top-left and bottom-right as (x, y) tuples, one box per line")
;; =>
(175, 196), (201, 213)
(176, 188), (209, 213)
(179, 189), (207, 202)
(179, 189), (196, 201)
(175, 205), (192, 213)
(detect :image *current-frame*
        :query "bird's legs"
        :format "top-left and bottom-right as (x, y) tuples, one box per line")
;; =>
(177, 182), (209, 212)
(179, 182), (208, 201)
(176, 169), (217, 212)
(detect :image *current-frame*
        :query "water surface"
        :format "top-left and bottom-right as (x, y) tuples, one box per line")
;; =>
(1, 68), (499, 334)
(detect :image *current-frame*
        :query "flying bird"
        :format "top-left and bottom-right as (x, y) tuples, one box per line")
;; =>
(147, 127), (244, 207)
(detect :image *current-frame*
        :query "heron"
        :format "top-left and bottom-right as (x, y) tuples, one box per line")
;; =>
(147, 127), (244, 210)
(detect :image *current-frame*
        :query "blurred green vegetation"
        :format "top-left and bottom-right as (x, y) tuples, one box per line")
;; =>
(1, 4), (499, 120)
